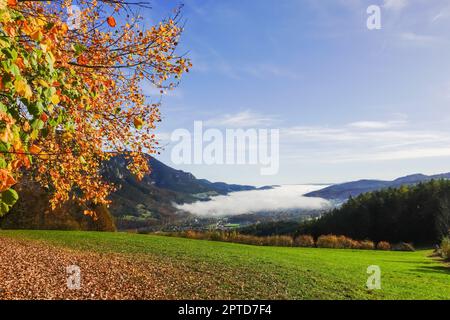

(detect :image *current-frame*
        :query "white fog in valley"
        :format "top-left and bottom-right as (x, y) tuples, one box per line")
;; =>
(175, 185), (331, 217)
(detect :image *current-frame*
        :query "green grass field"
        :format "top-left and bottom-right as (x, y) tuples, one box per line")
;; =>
(0, 230), (449, 299)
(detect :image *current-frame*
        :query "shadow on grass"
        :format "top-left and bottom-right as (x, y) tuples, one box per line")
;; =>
(386, 260), (435, 264)
(386, 255), (450, 275)
(413, 265), (450, 275)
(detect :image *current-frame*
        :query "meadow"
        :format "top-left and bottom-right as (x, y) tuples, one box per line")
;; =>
(0, 230), (449, 300)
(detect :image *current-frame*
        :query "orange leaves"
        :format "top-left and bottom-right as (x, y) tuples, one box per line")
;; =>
(10, 159), (21, 170)
(6, 0), (17, 7)
(50, 94), (60, 105)
(21, 20), (33, 35)
(61, 132), (73, 141)
(10, 154), (30, 170)
(19, 16), (46, 44)
(60, 23), (69, 35)
(30, 30), (43, 42)
(0, 169), (16, 192)
(0, 1), (189, 214)
(83, 209), (95, 217)
(15, 57), (25, 70)
(0, 127), (12, 144)
(133, 117), (144, 130)
(76, 55), (89, 65)
(107, 16), (116, 28)
(0, 111), (14, 126)
(36, 79), (49, 88)
(14, 79), (33, 100)
(22, 121), (31, 133)
(4, 25), (15, 37)
(40, 113), (48, 122)
(29, 145), (42, 155)
(0, 111), (14, 144)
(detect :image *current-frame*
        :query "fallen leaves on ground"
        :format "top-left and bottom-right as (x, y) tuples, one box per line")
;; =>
(0, 236), (288, 300)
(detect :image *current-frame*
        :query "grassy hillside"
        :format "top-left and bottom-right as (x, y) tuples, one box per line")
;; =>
(0, 230), (449, 300)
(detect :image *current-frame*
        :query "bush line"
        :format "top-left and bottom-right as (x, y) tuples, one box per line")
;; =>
(160, 231), (417, 251)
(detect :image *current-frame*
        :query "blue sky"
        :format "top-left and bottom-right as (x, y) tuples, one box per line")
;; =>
(139, 0), (450, 186)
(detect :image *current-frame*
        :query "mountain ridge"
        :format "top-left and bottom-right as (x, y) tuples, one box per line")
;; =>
(103, 155), (271, 229)
(1, 155), (265, 231)
(305, 172), (450, 200)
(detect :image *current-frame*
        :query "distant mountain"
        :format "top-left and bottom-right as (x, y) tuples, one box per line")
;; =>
(142, 156), (256, 194)
(305, 172), (450, 200)
(102, 155), (263, 229)
(105, 155), (258, 196)
(1, 155), (263, 231)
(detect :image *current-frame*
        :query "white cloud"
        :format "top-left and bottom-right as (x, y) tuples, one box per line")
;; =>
(383, 0), (408, 11)
(282, 126), (441, 145)
(399, 32), (442, 46)
(204, 110), (278, 128)
(348, 120), (406, 129)
(328, 147), (450, 163)
(431, 6), (450, 23)
(280, 118), (450, 163)
(175, 185), (331, 217)
(282, 126), (357, 142)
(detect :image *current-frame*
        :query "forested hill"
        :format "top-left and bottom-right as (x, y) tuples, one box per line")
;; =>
(0, 155), (263, 231)
(106, 155), (258, 195)
(305, 173), (450, 200)
(301, 179), (450, 245)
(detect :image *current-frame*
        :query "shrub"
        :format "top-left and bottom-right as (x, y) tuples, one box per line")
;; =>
(208, 231), (223, 241)
(350, 240), (362, 249)
(184, 230), (204, 240)
(441, 237), (450, 260)
(335, 235), (355, 249)
(391, 242), (415, 252)
(376, 241), (391, 251)
(316, 234), (338, 248)
(238, 234), (263, 246)
(278, 235), (294, 246)
(294, 235), (315, 247)
(359, 240), (375, 250)
(264, 235), (293, 247)
(172, 230), (397, 252)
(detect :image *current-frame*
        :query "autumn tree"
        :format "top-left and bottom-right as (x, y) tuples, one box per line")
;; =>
(0, 0), (190, 216)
